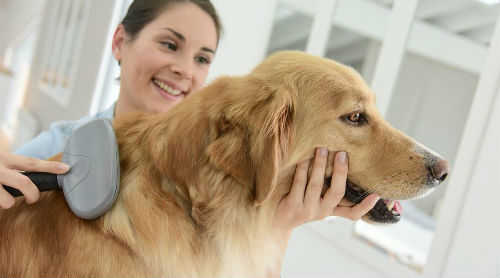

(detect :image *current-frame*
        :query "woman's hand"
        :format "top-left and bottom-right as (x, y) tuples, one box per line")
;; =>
(0, 151), (70, 209)
(273, 147), (380, 234)
(268, 148), (379, 277)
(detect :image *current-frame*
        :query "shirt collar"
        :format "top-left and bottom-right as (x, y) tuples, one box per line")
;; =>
(98, 102), (116, 120)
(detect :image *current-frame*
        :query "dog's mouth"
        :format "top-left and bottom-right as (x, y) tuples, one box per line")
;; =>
(325, 177), (402, 224)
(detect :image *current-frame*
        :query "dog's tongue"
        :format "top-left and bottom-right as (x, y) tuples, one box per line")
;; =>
(384, 200), (403, 215)
(393, 201), (402, 214)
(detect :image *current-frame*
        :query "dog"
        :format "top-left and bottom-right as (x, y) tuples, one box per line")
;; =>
(0, 51), (449, 277)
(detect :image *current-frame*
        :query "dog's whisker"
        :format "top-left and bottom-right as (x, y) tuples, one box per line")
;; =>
(352, 186), (378, 203)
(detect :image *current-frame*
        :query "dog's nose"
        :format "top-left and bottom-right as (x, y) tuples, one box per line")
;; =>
(428, 159), (450, 185)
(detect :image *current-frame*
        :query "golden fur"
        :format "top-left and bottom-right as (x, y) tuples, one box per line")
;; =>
(0, 51), (443, 277)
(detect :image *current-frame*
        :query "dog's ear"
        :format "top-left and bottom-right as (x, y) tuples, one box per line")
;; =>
(206, 122), (252, 186)
(207, 85), (294, 206)
(252, 88), (294, 205)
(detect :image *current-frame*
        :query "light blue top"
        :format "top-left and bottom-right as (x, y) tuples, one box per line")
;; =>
(14, 103), (116, 159)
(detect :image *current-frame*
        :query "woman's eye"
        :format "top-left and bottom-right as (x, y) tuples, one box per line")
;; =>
(162, 42), (177, 51)
(196, 56), (211, 65)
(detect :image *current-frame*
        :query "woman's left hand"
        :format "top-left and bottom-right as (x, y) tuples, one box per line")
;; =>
(269, 147), (381, 277)
(273, 147), (380, 235)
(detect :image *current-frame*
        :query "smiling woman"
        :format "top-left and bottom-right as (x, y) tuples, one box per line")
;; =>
(113, 0), (221, 115)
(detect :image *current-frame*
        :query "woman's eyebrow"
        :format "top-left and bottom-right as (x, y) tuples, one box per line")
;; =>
(201, 47), (215, 54)
(162, 27), (215, 55)
(163, 27), (185, 41)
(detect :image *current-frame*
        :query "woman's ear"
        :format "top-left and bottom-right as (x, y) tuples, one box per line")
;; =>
(112, 24), (126, 62)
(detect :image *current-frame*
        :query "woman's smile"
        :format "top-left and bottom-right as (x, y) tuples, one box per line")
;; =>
(152, 78), (187, 100)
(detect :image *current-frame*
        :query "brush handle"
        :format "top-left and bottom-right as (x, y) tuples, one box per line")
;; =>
(2, 172), (60, 197)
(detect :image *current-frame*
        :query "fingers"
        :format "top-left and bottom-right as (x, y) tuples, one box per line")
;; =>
(0, 151), (69, 208)
(288, 160), (310, 201)
(303, 148), (328, 206)
(338, 198), (354, 206)
(0, 187), (15, 209)
(1, 153), (70, 174)
(0, 167), (40, 204)
(321, 151), (348, 212)
(333, 194), (380, 220)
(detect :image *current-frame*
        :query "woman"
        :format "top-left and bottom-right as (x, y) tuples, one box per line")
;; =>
(0, 0), (379, 274)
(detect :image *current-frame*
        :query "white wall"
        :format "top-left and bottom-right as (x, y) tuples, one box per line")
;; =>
(442, 85), (499, 277)
(0, 4), (4, 50)
(0, 0), (45, 56)
(0, 74), (10, 127)
(0, 0), (45, 146)
(208, 0), (278, 80)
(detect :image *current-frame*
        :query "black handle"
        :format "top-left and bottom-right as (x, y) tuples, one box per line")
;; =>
(2, 172), (60, 197)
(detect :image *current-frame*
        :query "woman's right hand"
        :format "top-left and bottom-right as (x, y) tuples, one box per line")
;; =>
(0, 151), (70, 209)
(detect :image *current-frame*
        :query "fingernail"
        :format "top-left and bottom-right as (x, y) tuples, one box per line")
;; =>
(337, 151), (347, 163)
(319, 147), (328, 157)
(58, 163), (70, 172)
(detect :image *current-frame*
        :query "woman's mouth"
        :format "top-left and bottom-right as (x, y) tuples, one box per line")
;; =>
(152, 78), (186, 100)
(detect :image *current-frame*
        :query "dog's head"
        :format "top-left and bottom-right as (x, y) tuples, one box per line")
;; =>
(205, 51), (449, 224)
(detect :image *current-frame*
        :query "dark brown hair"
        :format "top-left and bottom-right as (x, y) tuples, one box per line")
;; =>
(121, 0), (222, 47)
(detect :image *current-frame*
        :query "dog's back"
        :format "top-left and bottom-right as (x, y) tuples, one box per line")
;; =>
(0, 107), (279, 277)
(0, 190), (155, 276)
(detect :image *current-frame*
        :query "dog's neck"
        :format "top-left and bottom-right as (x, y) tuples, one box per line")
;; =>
(109, 92), (282, 275)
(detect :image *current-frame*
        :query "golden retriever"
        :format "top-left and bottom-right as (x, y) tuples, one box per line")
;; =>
(0, 51), (449, 277)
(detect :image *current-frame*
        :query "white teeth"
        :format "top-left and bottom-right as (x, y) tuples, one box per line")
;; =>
(387, 200), (396, 211)
(153, 79), (182, 96)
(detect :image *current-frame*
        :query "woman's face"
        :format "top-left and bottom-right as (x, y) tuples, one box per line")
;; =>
(112, 3), (218, 114)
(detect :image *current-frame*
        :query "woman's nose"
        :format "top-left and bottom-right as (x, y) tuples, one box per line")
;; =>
(171, 57), (193, 80)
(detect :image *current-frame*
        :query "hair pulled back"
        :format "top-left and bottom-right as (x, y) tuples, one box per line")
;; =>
(121, 0), (222, 46)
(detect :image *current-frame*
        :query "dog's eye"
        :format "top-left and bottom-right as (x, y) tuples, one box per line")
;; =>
(341, 112), (368, 126)
(347, 112), (360, 122)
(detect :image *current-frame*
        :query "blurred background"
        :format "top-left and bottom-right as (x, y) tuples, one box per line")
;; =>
(0, 0), (498, 277)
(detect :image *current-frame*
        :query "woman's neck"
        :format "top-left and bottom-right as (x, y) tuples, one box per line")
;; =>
(114, 97), (137, 117)
(113, 92), (145, 117)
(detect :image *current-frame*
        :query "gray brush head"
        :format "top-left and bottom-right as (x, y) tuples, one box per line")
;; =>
(57, 118), (120, 219)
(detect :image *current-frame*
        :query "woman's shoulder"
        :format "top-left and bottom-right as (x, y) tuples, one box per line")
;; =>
(14, 115), (98, 159)
(51, 103), (115, 133)
(50, 114), (103, 135)
(14, 104), (115, 159)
